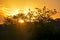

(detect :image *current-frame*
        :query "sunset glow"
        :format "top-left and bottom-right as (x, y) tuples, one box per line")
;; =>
(18, 19), (24, 23)
(0, 0), (60, 23)
(0, 0), (60, 40)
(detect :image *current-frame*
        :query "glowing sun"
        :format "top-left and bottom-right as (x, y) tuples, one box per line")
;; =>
(18, 19), (24, 23)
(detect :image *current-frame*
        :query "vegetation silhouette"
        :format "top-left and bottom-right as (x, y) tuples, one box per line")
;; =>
(0, 6), (60, 40)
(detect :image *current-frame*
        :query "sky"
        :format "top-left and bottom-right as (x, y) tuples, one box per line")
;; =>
(0, 0), (60, 20)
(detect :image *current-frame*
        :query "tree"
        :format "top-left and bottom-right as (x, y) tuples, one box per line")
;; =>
(35, 6), (58, 22)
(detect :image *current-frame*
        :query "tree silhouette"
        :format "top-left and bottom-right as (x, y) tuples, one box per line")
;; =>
(2, 6), (60, 40)
(4, 6), (57, 23)
(34, 6), (58, 22)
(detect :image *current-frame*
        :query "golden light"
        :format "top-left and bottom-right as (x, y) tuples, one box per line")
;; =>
(7, 9), (19, 16)
(23, 8), (29, 15)
(23, 10), (29, 14)
(1, 7), (19, 16)
(18, 19), (24, 23)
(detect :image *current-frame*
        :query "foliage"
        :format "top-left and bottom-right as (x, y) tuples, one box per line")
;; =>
(5, 6), (58, 23)
(0, 6), (60, 40)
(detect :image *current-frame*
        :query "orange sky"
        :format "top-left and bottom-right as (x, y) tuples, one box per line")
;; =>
(0, 0), (60, 19)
